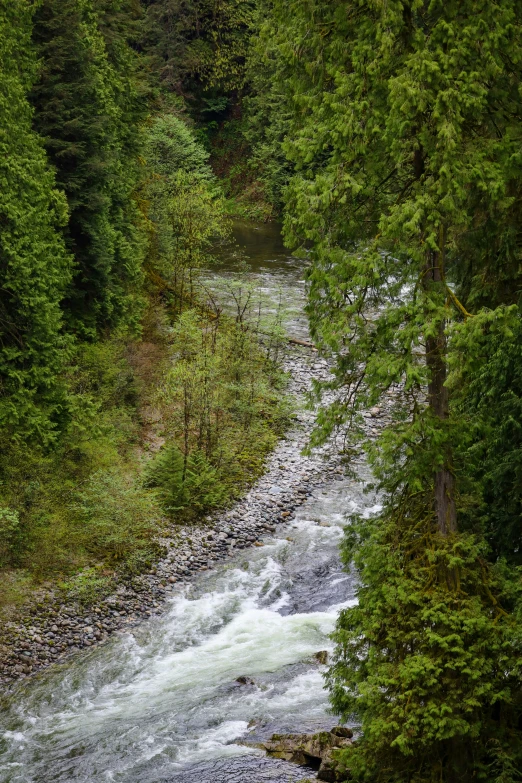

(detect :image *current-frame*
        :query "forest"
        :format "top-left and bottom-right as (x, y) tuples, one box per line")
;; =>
(0, 1), (521, 782)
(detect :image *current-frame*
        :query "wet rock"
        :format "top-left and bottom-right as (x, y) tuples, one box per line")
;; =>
(318, 759), (347, 782)
(262, 729), (353, 782)
(313, 650), (329, 665)
(236, 675), (255, 685)
(331, 726), (353, 739)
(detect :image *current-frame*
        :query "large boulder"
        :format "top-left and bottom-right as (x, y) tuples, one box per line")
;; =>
(262, 727), (353, 781)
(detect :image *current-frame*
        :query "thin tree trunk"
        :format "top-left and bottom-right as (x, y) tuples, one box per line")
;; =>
(424, 248), (457, 536)
(182, 386), (190, 484)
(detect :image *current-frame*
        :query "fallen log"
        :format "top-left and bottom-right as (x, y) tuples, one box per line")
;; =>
(288, 336), (316, 348)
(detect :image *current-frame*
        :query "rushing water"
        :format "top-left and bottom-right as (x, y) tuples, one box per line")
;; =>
(0, 222), (376, 783)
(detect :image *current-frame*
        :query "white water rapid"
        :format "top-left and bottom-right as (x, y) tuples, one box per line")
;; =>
(0, 222), (380, 783)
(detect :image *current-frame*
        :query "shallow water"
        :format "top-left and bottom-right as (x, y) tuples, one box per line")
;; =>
(207, 219), (309, 339)
(0, 222), (375, 783)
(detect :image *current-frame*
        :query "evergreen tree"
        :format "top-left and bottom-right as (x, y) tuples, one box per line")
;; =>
(450, 310), (522, 564)
(142, 0), (256, 97)
(144, 113), (214, 184)
(0, 0), (71, 443)
(30, 0), (146, 336)
(242, 0), (294, 211)
(142, 113), (228, 306)
(263, 0), (522, 778)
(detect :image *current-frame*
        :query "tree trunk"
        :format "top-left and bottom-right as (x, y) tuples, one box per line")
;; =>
(424, 248), (457, 536)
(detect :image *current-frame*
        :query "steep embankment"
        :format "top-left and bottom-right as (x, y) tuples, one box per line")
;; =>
(0, 348), (327, 685)
(0, 331), (395, 687)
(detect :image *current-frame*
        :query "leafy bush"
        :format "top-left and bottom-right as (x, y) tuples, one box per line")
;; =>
(70, 470), (161, 562)
(0, 333), (161, 583)
(58, 567), (112, 606)
(0, 507), (21, 568)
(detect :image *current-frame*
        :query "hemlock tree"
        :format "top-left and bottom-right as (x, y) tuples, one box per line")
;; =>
(0, 1), (71, 443)
(264, 0), (522, 779)
(30, 0), (145, 336)
(142, 0), (256, 96)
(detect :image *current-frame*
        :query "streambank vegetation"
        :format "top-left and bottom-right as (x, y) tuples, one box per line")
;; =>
(0, 2), (288, 613)
(1, 1), (522, 781)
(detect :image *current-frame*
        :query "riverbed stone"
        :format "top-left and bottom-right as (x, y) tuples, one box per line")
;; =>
(261, 729), (353, 781)
(0, 344), (388, 690)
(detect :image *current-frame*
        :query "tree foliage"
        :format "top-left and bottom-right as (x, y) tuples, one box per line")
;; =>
(143, 0), (256, 96)
(144, 113), (214, 183)
(147, 305), (289, 519)
(30, 0), (146, 335)
(329, 500), (522, 783)
(2, 6), (521, 778)
(142, 112), (229, 309)
(450, 309), (522, 563)
(261, 0), (522, 779)
(0, 1), (72, 442)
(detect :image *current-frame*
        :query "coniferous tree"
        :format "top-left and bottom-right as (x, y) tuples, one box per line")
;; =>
(143, 0), (256, 97)
(30, 0), (145, 336)
(0, 0), (71, 443)
(241, 0), (294, 211)
(262, 0), (522, 779)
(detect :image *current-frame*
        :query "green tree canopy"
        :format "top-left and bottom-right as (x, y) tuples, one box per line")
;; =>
(143, 0), (256, 96)
(0, 0), (71, 443)
(262, 0), (522, 779)
(30, 0), (146, 336)
(143, 113), (214, 183)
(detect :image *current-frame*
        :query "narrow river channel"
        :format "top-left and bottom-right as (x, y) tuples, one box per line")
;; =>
(0, 222), (378, 783)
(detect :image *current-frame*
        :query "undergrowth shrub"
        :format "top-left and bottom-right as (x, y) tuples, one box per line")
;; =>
(58, 567), (113, 606)
(0, 508), (22, 569)
(0, 335), (158, 582)
(70, 469), (162, 563)
(145, 446), (228, 518)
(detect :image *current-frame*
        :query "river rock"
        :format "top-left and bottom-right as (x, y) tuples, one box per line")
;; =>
(330, 726), (353, 739)
(313, 650), (329, 665)
(262, 729), (352, 781)
(236, 675), (255, 685)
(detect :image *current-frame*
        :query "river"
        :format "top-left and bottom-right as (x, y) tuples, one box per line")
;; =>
(0, 222), (378, 783)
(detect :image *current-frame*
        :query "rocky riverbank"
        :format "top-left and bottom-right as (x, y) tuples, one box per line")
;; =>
(261, 727), (353, 782)
(0, 344), (393, 690)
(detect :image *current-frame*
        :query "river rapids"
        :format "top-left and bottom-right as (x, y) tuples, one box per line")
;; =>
(0, 222), (380, 783)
